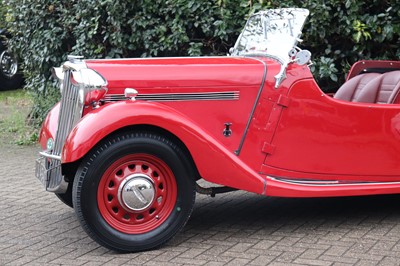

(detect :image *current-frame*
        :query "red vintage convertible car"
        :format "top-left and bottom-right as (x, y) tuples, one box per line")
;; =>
(36, 8), (400, 252)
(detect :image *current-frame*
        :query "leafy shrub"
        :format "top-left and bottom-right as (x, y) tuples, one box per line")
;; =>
(4, 0), (247, 123)
(3, 0), (400, 123)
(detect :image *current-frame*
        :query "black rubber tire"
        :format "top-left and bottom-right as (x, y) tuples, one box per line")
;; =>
(55, 182), (73, 208)
(72, 131), (196, 252)
(0, 49), (23, 91)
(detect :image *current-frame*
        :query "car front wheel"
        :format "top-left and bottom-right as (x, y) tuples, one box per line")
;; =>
(72, 131), (196, 252)
(0, 50), (23, 91)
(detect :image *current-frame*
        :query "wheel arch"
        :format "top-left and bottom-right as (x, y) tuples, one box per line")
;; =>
(62, 101), (265, 194)
(62, 124), (201, 185)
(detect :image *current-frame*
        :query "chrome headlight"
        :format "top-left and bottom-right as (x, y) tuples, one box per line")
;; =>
(72, 68), (108, 106)
(52, 66), (108, 105)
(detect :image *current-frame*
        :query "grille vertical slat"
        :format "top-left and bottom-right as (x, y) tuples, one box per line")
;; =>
(53, 70), (72, 155)
(45, 69), (83, 191)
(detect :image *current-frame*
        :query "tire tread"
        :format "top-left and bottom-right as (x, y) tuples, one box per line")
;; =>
(72, 131), (196, 252)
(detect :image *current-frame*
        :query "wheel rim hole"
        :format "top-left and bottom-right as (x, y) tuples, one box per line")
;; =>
(142, 164), (149, 171)
(136, 214), (144, 220)
(157, 196), (162, 204)
(116, 169), (123, 176)
(107, 195), (113, 202)
(149, 208), (156, 214)
(128, 164), (135, 170)
(153, 171), (159, 178)
(123, 214), (130, 220)
(108, 180), (114, 188)
(112, 207), (119, 213)
(158, 183), (164, 190)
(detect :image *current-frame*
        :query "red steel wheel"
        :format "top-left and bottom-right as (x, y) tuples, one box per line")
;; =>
(97, 154), (177, 234)
(72, 132), (196, 252)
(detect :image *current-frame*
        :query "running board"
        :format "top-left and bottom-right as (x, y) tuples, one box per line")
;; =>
(265, 176), (400, 198)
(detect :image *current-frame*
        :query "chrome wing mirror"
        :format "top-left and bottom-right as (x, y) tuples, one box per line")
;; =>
(295, 50), (311, 65)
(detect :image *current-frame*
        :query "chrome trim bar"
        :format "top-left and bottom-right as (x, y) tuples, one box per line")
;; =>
(268, 176), (400, 187)
(104, 91), (240, 102)
(39, 151), (61, 160)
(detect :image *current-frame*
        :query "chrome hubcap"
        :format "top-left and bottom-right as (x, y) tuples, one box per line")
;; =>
(118, 174), (155, 212)
(0, 51), (18, 78)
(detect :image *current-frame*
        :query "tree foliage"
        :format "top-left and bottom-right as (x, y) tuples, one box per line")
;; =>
(3, 0), (400, 122)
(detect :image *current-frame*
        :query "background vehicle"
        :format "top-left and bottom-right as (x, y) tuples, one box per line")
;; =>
(0, 29), (23, 90)
(35, 8), (400, 252)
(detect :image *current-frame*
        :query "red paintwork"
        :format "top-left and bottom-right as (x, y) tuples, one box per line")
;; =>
(38, 103), (60, 150)
(263, 78), (400, 180)
(239, 63), (314, 172)
(62, 100), (266, 194)
(97, 154), (177, 233)
(40, 56), (400, 198)
(86, 57), (267, 153)
(85, 57), (265, 92)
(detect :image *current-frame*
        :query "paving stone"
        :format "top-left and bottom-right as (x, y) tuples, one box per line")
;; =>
(0, 254), (23, 265)
(144, 261), (183, 266)
(228, 258), (252, 265)
(275, 251), (303, 263)
(177, 248), (207, 258)
(194, 254), (232, 264)
(379, 256), (400, 266)
(252, 240), (276, 250)
(324, 246), (351, 257)
(2, 144), (400, 266)
(227, 243), (255, 252)
(299, 248), (326, 259)
(293, 258), (333, 266)
(248, 255), (275, 265)
(169, 257), (207, 265)
(319, 255), (358, 264)
(220, 251), (258, 260)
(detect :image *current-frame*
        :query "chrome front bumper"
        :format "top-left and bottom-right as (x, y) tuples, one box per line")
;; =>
(35, 151), (68, 193)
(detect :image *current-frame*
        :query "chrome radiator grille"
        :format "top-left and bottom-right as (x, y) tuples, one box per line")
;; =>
(35, 57), (107, 193)
(44, 69), (83, 192)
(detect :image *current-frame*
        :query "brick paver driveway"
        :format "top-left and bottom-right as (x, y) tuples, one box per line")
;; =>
(1, 143), (400, 265)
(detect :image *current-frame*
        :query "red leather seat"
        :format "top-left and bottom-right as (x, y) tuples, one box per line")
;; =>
(334, 71), (400, 104)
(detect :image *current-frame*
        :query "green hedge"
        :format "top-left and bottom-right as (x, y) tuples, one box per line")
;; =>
(3, 0), (400, 123)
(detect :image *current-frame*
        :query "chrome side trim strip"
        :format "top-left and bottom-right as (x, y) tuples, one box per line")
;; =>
(104, 91), (239, 102)
(268, 176), (400, 187)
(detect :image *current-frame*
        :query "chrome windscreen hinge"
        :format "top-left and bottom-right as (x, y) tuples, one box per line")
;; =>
(262, 142), (275, 155)
(277, 94), (290, 108)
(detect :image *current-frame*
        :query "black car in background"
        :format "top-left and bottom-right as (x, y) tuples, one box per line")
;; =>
(0, 29), (23, 90)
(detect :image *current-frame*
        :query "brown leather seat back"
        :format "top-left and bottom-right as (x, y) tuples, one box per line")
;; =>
(334, 73), (381, 102)
(384, 71), (400, 103)
(334, 71), (400, 104)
